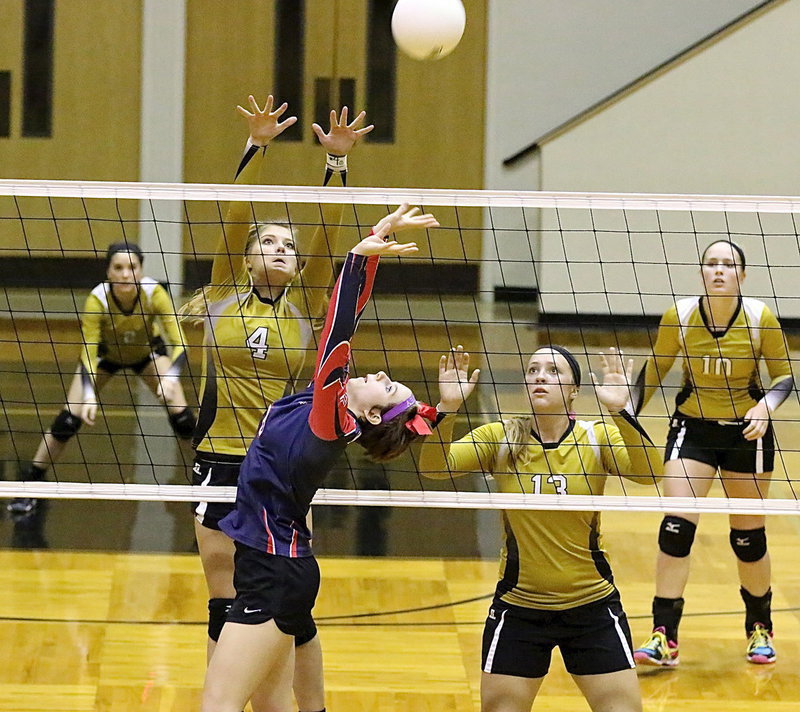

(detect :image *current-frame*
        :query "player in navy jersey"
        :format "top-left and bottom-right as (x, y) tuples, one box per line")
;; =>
(201, 204), (439, 712)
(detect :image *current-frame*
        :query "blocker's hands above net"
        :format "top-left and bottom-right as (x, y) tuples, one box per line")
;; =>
(437, 345), (481, 413)
(312, 106), (374, 155)
(591, 347), (634, 414)
(236, 94), (298, 146)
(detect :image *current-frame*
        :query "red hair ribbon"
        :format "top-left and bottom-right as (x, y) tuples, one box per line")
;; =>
(404, 401), (439, 435)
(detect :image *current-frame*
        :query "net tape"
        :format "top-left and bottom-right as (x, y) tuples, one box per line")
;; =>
(0, 482), (798, 515)
(2, 179), (800, 212)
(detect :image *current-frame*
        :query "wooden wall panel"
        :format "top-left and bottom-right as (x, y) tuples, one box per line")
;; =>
(0, 0), (142, 256)
(183, 0), (487, 262)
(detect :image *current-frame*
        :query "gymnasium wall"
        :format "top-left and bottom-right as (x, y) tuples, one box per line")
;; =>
(0, 0), (486, 287)
(537, 0), (800, 319)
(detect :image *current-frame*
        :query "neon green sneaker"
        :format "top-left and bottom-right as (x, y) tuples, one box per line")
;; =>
(633, 627), (679, 667)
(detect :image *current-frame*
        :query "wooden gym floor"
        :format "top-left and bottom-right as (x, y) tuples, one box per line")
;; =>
(2, 306), (800, 709)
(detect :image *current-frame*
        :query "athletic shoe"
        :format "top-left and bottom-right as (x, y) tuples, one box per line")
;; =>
(633, 627), (679, 667)
(746, 623), (776, 664)
(7, 497), (39, 521)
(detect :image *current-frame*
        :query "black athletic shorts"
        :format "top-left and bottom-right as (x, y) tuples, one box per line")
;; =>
(97, 336), (168, 375)
(664, 413), (774, 474)
(481, 590), (635, 678)
(226, 540), (319, 645)
(192, 451), (242, 530)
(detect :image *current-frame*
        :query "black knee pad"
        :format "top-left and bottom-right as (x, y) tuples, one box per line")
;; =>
(730, 527), (767, 562)
(50, 410), (82, 443)
(208, 597), (234, 642)
(169, 408), (196, 441)
(658, 515), (697, 558)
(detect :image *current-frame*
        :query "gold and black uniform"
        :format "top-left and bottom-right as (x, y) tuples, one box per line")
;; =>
(80, 277), (187, 397)
(443, 414), (660, 610)
(427, 410), (662, 678)
(633, 297), (793, 472)
(191, 143), (340, 528)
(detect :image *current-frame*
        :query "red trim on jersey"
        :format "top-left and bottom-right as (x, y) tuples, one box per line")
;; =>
(290, 528), (298, 558)
(262, 508), (275, 555)
(309, 252), (379, 441)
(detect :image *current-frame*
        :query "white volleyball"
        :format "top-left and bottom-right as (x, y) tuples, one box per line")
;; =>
(391, 0), (466, 61)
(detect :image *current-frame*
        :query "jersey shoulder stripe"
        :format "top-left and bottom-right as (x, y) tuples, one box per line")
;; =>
(139, 276), (160, 298)
(576, 420), (601, 463)
(674, 297), (701, 323)
(90, 282), (109, 308)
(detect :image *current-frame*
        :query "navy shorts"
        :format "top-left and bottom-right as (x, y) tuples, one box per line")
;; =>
(226, 541), (319, 645)
(481, 591), (635, 678)
(192, 451), (242, 530)
(665, 413), (774, 474)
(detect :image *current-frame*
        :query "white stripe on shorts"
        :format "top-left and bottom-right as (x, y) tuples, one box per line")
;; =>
(668, 424), (687, 461)
(607, 607), (635, 668)
(194, 463), (213, 522)
(483, 609), (507, 673)
(756, 436), (763, 474)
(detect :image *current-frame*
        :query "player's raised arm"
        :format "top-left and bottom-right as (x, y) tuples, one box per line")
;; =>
(308, 205), (435, 441)
(210, 95), (297, 288)
(418, 346), (483, 479)
(591, 349), (663, 485)
(295, 107), (375, 318)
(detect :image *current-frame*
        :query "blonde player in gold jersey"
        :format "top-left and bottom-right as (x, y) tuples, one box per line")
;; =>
(10, 242), (195, 518)
(632, 240), (793, 667)
(179, 95), (372, 712)
(419, 345), (662, 712)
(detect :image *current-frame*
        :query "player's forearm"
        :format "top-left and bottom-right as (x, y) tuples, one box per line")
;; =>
(417, 417), (456, 479)
(299, 204), (346, 317)
(762, 375), (793, 413)
(211, 141), (268, 286)
(612, 411), (663, 484)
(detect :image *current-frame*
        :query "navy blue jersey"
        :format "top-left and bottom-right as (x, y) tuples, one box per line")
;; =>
(219, 251), (378, 557)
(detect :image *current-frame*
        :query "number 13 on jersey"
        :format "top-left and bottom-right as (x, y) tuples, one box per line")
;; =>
(247, 326), (270, 359)
(530, 474), (568, 494)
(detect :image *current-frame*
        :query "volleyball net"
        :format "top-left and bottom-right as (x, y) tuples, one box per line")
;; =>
(2, 180), (800, 515)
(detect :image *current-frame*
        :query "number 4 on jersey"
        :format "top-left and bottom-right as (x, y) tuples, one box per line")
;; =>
(247, 326), (270, 359)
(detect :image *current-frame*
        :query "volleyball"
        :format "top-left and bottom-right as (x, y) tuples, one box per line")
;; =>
(391, 0), (466, 61)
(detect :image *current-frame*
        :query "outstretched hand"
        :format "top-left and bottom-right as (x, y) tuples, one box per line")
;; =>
(372, 203), (439, 240)
(350, 234), (419, 258)
(437, 345), (480, 413)
(236, 95), (297, 146)
(590, 348), (633, 414)
(312, 107), (374, 155)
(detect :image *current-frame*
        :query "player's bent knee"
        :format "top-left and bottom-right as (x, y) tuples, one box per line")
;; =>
(50, 409), (82, 443)
(730, 526), (767, 562)
(658, 515), (697, 558)
(169, 408), (196, 440)
(207, 597), (234, 642)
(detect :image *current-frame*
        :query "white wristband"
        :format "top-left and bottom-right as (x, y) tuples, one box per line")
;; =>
(326, 153), (348, 173)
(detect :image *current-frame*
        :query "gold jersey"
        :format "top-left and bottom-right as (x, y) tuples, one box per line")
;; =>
(80, 277), (186, 388)
(636, 297), (792, 420)
(191, 143), (341, 456)
(444, 414), (661, 610)
(193, 287), (315, 455)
